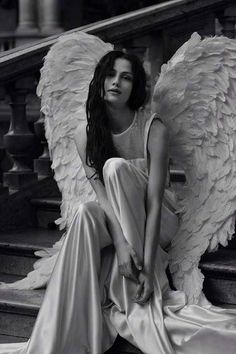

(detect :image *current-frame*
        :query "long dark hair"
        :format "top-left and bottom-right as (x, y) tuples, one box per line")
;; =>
(86, 50), (147, 182)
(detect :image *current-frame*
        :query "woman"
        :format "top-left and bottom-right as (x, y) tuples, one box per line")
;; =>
(26, 50), (175, 354)
(0, 47), (236, 354)
(9, 50), (169, 354)
(26, 50), (236, 354)
(84, 50), (169, 304)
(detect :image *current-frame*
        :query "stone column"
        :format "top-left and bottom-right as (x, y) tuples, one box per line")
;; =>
(16, 0), (38, 34)
(38, 0), (63, 35)
(3, 78), (37, 190)
(0, 86), (9, 196)
(34, 113), (52, 177)
(218, 6), (236, 39)
(15, 0), (39, 46)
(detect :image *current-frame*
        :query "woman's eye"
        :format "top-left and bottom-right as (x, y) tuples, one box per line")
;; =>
(122, 75), (133, 81)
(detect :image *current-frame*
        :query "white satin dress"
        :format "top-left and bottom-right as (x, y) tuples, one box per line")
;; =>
(0, 111), (236, 354)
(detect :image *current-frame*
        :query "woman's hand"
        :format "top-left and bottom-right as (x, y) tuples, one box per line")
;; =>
(115, 239), (142, 283)
(133, 271), (154, 305)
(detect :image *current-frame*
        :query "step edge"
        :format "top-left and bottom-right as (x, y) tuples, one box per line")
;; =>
(0, 243), (46, 256)
(0, 301), (40, 315)
(30, 198), (61, 211)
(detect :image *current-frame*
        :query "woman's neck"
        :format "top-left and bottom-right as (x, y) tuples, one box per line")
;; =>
(106, 105), (135, 134)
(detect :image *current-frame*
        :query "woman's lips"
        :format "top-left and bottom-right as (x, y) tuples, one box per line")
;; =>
(108, 89), (121, 94)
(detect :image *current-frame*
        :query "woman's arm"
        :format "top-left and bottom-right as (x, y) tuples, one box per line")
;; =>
(89, 176), (142, 282)
(135, 119), (169, 304)
(73, 126), (142, 282)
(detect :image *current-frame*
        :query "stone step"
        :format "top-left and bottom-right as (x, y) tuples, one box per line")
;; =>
(0, 250), (235, 350)
(0, 289), (141, 353)
(0, 273), (43, 339)
(0, 228), (62, 276)
(30, 197), (61, 229)
(170, 168), (186, 183)
(0, 334), (27, 343)
(200, 249), (236, 304)
(30, 197), (61, 211)
(0, 275), (140, 352)
(0, 273), (23, 283)
(0, 285), (43, 338)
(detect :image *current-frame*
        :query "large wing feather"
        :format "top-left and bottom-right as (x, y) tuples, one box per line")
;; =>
(37, 31), (113, 229)
(152, 33), (236, 304)
(0, 31), (113, 290)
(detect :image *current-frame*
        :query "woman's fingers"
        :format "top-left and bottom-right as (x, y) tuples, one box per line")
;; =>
(134, 273), (154, 305)
(117, 244), (142, 283)
(129, 247), (143, 271)
(133, 282), (144, 301)
(118, 263), (139, 283)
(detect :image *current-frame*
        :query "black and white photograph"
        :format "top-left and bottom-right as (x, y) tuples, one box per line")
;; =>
(0, 1), (235, 353)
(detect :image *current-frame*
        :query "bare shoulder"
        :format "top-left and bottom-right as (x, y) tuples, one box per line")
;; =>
(148, 118), (169, 153)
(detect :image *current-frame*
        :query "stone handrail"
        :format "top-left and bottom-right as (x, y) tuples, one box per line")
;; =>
(0, 0), (235, 82)
(0, 0), (235, 192)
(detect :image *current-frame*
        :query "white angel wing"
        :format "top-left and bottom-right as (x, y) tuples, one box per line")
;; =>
(153, 32), (236, 304)
(0, 32), (113, 290)
(37, 31), (113, 230)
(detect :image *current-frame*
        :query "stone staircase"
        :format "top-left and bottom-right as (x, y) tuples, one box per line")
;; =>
(0, 178), (235, 352)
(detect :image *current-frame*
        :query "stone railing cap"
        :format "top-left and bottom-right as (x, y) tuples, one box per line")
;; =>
(0, 0), (234, 83)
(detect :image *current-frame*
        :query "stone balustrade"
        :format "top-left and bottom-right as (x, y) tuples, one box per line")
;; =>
(0, 0), (235, 193)
(3, 77), (38, 190)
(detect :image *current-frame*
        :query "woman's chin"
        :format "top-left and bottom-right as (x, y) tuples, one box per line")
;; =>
(105, 99), (126, 109)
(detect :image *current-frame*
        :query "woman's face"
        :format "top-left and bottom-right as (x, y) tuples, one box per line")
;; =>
(103, 58), (133, 108)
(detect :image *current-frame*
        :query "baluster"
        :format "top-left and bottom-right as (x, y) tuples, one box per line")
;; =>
(16, 0), (39, 46)
(38, 0), (63, 35)
(217, 6), (236, 39)
(0, 86), (9, 196)
(3, 78), (37, 190)
(34, 112), (51, 177)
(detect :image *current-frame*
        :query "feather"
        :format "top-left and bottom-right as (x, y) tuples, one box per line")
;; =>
(37, 31), (113, 229)
(153, 32), (236, 304)
(0, 32), (113, 290)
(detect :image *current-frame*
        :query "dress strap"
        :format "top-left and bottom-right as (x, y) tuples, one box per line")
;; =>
(143, 112), (163, 161)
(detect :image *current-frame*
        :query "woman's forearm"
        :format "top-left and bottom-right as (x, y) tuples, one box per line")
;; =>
(73, 130), (127, 249)
(144, 118), (169, 275)
(90, 177), (127, 248)
(144, 202), (162, 274)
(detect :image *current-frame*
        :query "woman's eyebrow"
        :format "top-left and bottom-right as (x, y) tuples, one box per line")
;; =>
(111, 68), (133, 75)
(121, 71), (133, 75)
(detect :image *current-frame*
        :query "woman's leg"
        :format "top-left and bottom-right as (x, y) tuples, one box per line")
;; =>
(103, 158), (147, 261)
(102, 158), (175, 354)
(103, 160), (236, 354)
(26, 202), (113, 354)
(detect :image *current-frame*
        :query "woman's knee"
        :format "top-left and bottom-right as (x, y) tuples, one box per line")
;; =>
(103, 157), (128, 182)
(77, 201), (102, 218)
(75, 201), (110, 249)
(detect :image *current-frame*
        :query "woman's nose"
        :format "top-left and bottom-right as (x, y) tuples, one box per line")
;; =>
(112, 74), (120, 86)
